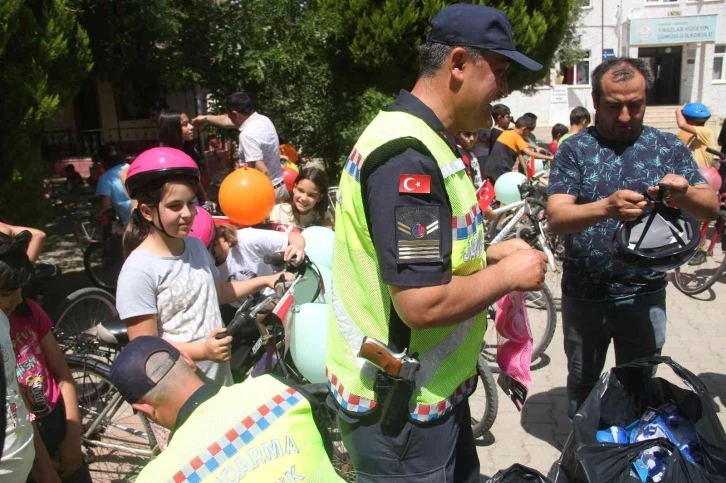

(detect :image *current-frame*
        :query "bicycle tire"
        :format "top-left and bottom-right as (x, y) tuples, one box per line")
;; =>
(83, 242), (121, 291)
(471, 354), (499, 438)
(673, 220), (726, 295)
(51, 287), (118, 344)
(301, 383), (354, 482)
(65, 355), (158, 474)
(674, 256), (726, 295)
(481, 284), (557, 372)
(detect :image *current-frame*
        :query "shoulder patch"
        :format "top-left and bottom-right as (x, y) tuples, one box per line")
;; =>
(395, 205), (442, 264)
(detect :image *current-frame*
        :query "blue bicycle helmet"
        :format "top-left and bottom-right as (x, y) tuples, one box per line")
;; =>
(682, 103), (711, 120)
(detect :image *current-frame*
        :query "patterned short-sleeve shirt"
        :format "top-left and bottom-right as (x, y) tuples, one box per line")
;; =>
(548, 126), (706, 299)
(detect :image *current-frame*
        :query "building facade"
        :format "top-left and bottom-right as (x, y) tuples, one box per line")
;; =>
(501, 0), (725, 129)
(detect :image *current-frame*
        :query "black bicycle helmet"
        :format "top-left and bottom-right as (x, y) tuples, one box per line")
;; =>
(612, 185), (700, 272)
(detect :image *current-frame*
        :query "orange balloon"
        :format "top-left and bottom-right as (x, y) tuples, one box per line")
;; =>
(280, 144), (298, 164)
(219, 167), (275, 225)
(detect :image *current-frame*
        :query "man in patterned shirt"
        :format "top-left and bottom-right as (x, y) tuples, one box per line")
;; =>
(547, 58), (718, 418)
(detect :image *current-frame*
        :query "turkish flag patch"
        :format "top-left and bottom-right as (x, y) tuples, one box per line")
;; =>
(398, 174), (431, 194)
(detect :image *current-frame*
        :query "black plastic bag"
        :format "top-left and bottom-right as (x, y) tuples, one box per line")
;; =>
(550, 356), (726, 483)
(487, 464), (554, 482)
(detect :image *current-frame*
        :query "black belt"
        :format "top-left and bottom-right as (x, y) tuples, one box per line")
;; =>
(273, 180), (285, 189)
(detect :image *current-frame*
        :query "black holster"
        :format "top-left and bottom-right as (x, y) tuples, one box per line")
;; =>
(374, 372), (415, 435)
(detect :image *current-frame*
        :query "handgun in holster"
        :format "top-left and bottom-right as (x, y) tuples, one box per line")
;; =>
(358, 337), (420, 433)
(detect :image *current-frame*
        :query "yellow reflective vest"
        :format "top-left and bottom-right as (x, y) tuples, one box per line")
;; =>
(326, 109), (487, 423)
(135, 375), (342, 483)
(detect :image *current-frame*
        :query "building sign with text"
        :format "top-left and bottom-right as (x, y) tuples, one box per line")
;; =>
(630, 15), (718, 46)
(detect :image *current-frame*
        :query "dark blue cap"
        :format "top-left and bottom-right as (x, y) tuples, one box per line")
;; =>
(427, 4), (542, 71)
(111, 336), (180, 404)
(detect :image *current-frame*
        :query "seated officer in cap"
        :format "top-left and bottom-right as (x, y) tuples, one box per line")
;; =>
(111, 336), (342, 483)
(326, 3), (547, 482)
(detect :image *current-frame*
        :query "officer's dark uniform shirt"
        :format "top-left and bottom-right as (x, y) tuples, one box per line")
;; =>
(364, 90), (462, 288)
(548, 127), (706, 300)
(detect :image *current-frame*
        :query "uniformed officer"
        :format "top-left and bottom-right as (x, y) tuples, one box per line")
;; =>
(111, 336), (342, 483)
(326, 4), (548, 481)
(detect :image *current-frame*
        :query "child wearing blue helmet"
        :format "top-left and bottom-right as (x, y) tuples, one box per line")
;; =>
(676, 103), (718, 168)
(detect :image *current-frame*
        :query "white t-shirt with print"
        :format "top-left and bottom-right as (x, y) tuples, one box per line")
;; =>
(217, 228), (288, 308)
(0, 311), (35, 482)
(116, 237), (233, 386)
(269, 203), (329, 229)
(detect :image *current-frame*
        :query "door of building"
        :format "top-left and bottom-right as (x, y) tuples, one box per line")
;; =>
(638, 46), (682, 105)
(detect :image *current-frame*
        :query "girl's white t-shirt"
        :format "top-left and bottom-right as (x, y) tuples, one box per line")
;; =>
(269, 203), (327, 228)
(0, 310), (35, 482)
(216, 228), (288, 308)
(116, 237), (233, 386)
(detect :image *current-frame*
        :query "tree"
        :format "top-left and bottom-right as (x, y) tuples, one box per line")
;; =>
(319, 0), (578, 94)
(0, 0), (92, 222)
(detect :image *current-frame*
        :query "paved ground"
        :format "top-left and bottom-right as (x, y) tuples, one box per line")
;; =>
(469, 274), (726, 480)
(38, 215), (726, 482)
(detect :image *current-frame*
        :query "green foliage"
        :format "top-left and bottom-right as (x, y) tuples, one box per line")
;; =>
(202, 0), (392, 176)
(319, 0), (577, 93)
(0, 0), (92, 223)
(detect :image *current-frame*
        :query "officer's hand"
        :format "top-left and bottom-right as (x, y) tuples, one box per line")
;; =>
(205, 328), (232, 362)
(496, 248), (548, 292)
(486, 238), (531, 265)
(605, 190), (650, 221)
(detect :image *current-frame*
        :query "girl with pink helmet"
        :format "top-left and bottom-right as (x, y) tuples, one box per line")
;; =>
(116, 147), (293, 388)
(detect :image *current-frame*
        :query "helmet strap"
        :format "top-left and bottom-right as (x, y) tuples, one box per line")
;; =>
(151, 208), (180, 241)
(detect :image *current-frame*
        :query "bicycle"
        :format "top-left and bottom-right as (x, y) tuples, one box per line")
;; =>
(482, 173), (558, 369)
(673, 149), (726, 295)
(25, 263), (119, 347)
(64, 335), (158, 478)
(83, 210), (124, 291)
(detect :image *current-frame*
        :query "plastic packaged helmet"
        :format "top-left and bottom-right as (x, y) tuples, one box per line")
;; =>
(125, 147), (199, 196)
(189, 207), (215, 248)
(681, 102), (711, 120)
(612, 186), (699, 272)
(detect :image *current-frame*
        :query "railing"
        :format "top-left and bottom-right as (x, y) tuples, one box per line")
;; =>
(42, 127), (159, 160)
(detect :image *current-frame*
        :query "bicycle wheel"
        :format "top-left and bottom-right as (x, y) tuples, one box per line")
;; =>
(73, 213), (102, 247)
(301, 383), (354, 482)
(83, 241), (122, 291)
(480, 284), (557, 372)
(65, 355), (158, 479)
(51, 287), (118, 345)
(471, 354), (499, 438)
(673, 220), (726, 295)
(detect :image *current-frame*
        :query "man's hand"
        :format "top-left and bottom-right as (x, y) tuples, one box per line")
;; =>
(494, 248), (548, 292)
(57, 434), (83, 477)
(648, 174), (689, 204)
(191, 115), (209, 128)
(486, 238), (531, 265)
(605, 190), (650, 221)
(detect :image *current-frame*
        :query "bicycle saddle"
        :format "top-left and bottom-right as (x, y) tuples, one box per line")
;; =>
(32, 263), (62, 282)
(94, 317), (130, 346)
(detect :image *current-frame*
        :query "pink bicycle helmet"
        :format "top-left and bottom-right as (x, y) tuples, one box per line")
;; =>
(125, 147), (199, 196)
(189, 207), (215, 248)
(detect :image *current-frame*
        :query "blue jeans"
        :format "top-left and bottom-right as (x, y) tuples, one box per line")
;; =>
(562, 289), (667, 419)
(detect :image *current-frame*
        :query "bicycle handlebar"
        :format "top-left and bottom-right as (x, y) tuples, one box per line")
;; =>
(706, 147), (724, 160)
